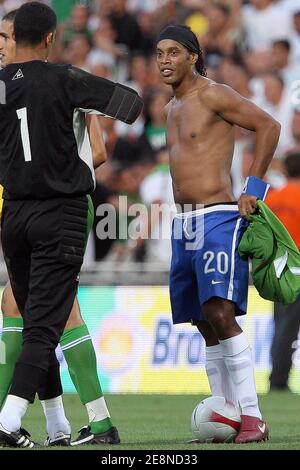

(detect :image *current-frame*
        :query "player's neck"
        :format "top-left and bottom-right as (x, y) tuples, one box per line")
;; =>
(172, 73), (200, 99)
(14, 46), (47, 64)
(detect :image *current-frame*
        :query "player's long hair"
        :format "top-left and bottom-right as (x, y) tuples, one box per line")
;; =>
(195, 46), (206, 77)
(175, 25), (206, 77)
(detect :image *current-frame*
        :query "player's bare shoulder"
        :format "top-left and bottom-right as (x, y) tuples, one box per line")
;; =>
(196, 77), (215, 99)
(199, 79), (243, 114)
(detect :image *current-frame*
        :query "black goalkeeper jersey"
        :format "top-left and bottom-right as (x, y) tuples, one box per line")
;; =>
(0, 61), (143, 200)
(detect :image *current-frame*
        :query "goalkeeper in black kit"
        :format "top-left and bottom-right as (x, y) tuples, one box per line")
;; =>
(0, 2), (143, 448)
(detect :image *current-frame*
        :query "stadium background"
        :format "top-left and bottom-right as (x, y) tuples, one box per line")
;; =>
(1, 0), (300, 396)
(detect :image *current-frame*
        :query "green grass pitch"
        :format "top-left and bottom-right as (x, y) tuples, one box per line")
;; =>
(4, 392), (300, 450)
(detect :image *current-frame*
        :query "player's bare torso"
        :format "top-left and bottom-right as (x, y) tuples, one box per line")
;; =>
(166, 78), (236, 208)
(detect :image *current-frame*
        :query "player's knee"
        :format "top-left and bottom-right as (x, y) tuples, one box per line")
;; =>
(194, 320), (218, 345)
(64, 298), (84, 330)
(64, 316), (84, 330)
(23, 326), (59, 349)
(1, 283), (21, 318)
(205, 310), (232, 333)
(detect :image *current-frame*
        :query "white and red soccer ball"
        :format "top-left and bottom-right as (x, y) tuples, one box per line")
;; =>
(191, 396), (241, 443)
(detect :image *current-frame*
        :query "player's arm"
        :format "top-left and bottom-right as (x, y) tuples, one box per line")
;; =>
(67, 66), (143, 124)
(85, 114), (107, 169)
(202, 83), (281, 218)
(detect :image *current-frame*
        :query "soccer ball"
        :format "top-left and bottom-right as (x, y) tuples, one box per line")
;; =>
(191, 396), (241, 443)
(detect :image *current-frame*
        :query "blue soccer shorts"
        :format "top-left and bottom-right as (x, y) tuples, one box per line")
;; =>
(170, 203), (249, 324)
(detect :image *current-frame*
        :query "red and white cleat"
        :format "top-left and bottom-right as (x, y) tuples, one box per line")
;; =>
(235, 415), (269, 444)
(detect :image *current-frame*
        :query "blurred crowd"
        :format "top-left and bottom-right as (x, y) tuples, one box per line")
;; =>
(1, 0), (300, 264)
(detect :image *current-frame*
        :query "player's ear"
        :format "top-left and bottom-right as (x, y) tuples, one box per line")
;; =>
(190, 52), (198, 67)
(46, 31), (56, 47)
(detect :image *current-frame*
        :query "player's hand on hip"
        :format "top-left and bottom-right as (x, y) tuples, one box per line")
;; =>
(238, 194), (258, 220)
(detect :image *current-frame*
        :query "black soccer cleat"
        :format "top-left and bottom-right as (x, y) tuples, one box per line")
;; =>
(0, 425), (39, 448)
(71, 425), (120, 446)
(44, 432), (71, 447)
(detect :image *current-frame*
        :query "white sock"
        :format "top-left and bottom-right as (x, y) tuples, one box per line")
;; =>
(41, 396), (71, 440)
(206, 344), (237, 405)
(219, 333), (262, 419)
(0, 395), (29, 432)
(86, 397), (110, 424)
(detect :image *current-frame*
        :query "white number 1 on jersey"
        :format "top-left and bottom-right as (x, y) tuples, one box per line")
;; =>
(17, 107), (32, 162)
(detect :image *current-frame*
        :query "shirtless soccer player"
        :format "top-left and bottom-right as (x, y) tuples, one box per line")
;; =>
(0, 9), (118, 446)
(156, 25), (280, 443)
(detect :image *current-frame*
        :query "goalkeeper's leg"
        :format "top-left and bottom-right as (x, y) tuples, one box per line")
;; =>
(0, 282), (70, 444)
(0, 282), (23, 409)
(0, 283), (118, 442)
